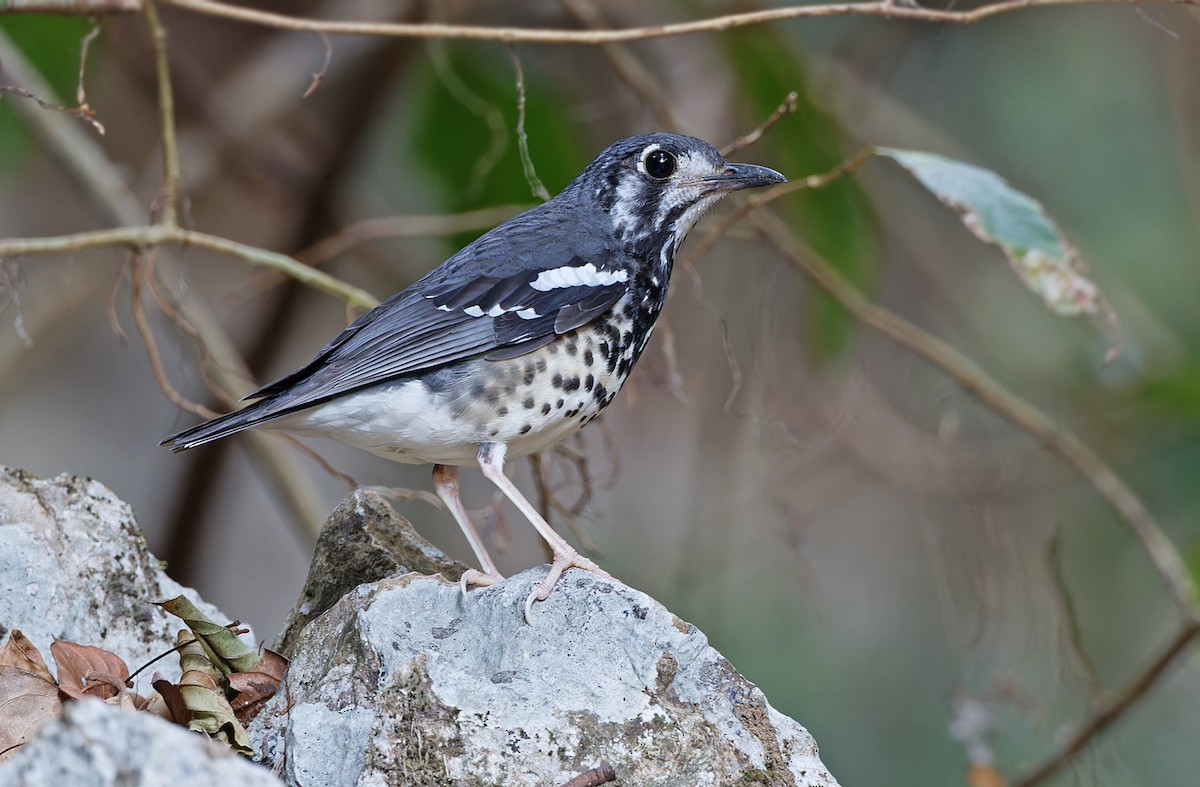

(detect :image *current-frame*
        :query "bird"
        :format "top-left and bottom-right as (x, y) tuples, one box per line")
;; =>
(162, 132), (785, 622)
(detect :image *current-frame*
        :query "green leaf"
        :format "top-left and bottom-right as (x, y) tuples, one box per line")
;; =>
(878, 148), (1105, 318)
(722, 27), (877, 361)
(158, 596), (260, 675)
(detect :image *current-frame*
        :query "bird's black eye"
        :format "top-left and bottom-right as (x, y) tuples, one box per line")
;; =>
(643, 149), (677, 180)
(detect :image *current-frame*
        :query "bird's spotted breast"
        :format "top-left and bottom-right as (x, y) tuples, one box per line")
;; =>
(286, 293), (656, 466)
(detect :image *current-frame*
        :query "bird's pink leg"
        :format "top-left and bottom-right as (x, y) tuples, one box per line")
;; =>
(476, 443), (613, 623)
(432, 464), (505, 596)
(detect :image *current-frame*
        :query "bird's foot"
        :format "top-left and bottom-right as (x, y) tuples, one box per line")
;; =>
(523, 548), (613, 624)
(460, 568), (506, 599)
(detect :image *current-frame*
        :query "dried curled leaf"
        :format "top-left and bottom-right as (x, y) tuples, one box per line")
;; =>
(158, 596), (260, 675)
(50, 640), (129, 700)
(878, 148), (1106, 317)
(0, 665), (61, 764)
(0, 630), (54, 684)
(228, 648), (287, 726)
(158, 631), (253, 755)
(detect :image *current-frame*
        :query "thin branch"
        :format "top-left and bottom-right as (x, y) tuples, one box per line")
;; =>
(129, 250), (220, 420)
(1012, 622), (1200, 787)
(0, 226), (378, 311)
(1046, 527), (1104, 700)
(0, 80), (105, 135)
(163, 0), (1200, 43)
(143, 0), (182, 227)
(75, 21), (102, 110)
(721, 91), (799, 158)
(507, 45), (550, 202)
(302, 32), (333, 99)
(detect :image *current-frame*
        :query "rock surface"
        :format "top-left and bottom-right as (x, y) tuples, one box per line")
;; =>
(252, 566), (840, 786)
(0, 467), (250, 684)
(275, 488), (468, 656)
(0, 698), (284, 787)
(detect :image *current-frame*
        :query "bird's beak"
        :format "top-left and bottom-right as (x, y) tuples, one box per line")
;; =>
(701, 162), (787, 193)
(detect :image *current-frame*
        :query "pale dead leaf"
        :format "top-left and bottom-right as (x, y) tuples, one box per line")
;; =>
(0, 665), (62, 764)
(0, 630), (54, 684)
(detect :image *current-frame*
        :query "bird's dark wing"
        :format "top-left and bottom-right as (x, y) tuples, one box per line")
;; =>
(243, 255), (629, 415)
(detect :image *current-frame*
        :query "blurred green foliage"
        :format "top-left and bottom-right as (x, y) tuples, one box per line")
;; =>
(406, 43), (587, 250)
(0, 15), (93, 173)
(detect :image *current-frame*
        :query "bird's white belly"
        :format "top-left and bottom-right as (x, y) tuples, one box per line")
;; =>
(276, 325), (632, 467)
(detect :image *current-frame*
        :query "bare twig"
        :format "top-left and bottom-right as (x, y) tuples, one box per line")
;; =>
(176, 0), (1200, 42)
(75, 21), (102, 109)
(1012, 622), (1200, 787)
(129, 251), (220, 420)
(302, 32), (333, 99)
(507, 45), (551, 202)
(1046, 527), (1104, 700)
(279, 434), (358, 489)
(0, 225), (378, 311)
(163, 0), (1200, 42)
(721, 91), (799, 157)
(143, 0), (182, 227)
(0, 81), (105, 135)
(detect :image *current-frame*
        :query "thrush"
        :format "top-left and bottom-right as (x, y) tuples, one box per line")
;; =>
(162, 132), (785, 621)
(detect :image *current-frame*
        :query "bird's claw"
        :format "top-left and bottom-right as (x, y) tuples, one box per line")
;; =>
(460, 568), (505, 599)
(522, 549), (613, 624)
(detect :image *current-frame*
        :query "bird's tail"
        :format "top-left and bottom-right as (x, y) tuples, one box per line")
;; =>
(160, 398), (283, 452)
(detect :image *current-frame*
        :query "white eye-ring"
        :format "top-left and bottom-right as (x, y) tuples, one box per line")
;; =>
(640, 146), (678, 180)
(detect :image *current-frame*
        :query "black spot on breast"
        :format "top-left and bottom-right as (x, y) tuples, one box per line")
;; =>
(584, 349), (594, 366)
(556, 398), (564, 409)
(535, 358), (547, 372)
(497, 405), (508, 416)
(617, 357), (631, 378)
(562, 377), (581, 393)
(523, 396), (535, 409)
(523, 369), (536, 386)
(552, 373), (563, 389)
(584, 374), (594, 391)
(594, 384), (608, 404)
(485, 388), (501, 404)
(519, 424), (532, 434)
(541, 403), (551, 415)
(565, 407), (579, 417)
(565, 341), (578, 356)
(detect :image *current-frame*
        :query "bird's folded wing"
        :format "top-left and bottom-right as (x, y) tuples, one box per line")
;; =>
(244, 257), (628, 415)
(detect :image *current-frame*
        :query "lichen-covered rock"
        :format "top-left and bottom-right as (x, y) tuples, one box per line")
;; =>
(251, 568), (840, 787)
(0, 698), (284, 787)
(0, 467), (249, 684)
(275, 488), (468, 656)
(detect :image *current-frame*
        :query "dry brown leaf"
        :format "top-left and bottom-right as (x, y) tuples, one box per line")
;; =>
(0, 664), (62, 764)
(50, 640), (130, 700)
(0, 630), (54, 684)
(228, 648), (288, 725)
(152, 678), (191, 725)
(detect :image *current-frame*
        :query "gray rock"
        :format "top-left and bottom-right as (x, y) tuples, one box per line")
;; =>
(251, 568), (840, 787)
(0, 466), (252, 683)
(275, 488), (469, 656)
(0, 698), (284, 787)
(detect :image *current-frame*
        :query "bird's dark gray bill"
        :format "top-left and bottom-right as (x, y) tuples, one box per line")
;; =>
(707, 162), (787, 192)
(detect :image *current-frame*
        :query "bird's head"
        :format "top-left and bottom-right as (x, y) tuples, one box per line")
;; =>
(572, 133), (786, 254)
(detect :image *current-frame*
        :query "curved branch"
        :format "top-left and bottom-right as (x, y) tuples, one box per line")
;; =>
(0, 226), (378, 311)
(164, 0), (1200, 43)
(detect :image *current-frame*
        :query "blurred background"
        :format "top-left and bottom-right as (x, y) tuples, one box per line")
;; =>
(1, 1), (1198, 784)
